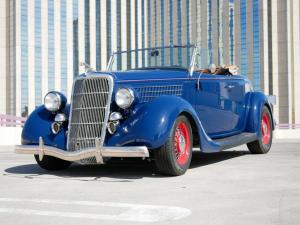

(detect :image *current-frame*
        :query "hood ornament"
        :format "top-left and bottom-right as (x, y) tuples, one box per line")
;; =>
(80, 62), (95, 74)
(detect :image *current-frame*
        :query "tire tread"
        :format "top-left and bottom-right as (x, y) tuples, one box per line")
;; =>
(34, 155), (71, 171)
(154, 115), (192, 176)
(247, 106), (272, 154)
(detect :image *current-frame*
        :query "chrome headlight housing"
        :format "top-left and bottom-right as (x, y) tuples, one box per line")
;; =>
(54, 113), (67, 122)
(115, 88), (135, 109)
(44, 91), (66, 112)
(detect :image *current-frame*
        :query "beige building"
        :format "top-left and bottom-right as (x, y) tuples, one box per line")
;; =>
(0, 0), (299, 125)
(0, 0), (144, 117)
(140, 0), (300, 125)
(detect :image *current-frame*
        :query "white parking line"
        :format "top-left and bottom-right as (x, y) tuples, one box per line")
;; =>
(0, 198), (191, 223)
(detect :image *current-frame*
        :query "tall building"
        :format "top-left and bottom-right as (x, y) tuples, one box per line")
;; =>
(136, 0), (300, 125)
(0, 0), (299, 125)
(0, 0), (147, 117)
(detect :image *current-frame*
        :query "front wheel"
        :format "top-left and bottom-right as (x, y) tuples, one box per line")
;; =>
(247, 106), (273, 154)
(34, 155), (72, 171)
(153, 115), (193, 176)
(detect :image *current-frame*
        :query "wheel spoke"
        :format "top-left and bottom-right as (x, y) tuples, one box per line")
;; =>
(173, 122), (191, 165)
(261, 112), (271, 145)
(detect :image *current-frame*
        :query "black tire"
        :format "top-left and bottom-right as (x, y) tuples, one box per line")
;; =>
(153, 115), (193, 176)
(247, 106), (273, 154)
(34, 155), (72, 171)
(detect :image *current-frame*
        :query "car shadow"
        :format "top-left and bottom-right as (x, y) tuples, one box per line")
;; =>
(4, 158), (157, 181)
(190, 150), (250, 169)
(4, 150), (249, 180)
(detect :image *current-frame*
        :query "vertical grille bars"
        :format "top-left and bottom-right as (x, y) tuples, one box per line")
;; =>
(67, 75), (114, 152)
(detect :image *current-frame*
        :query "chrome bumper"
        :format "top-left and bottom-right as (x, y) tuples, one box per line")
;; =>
(15, 137), (149, 164)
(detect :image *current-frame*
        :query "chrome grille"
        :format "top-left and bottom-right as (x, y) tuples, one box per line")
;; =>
(135, 85), (183, 103)
(67, 76), (113, 152)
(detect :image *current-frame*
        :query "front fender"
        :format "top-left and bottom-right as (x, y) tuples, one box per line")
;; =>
(21, 105), (70, 150)
(245, 92), (275, 136)
(105, 96), (221, 151)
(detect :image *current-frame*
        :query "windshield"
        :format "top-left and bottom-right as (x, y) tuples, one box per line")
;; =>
(107, 45), (196, 71)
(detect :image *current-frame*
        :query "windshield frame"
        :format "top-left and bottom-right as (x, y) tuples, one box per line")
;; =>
(106, 44), (198, 76)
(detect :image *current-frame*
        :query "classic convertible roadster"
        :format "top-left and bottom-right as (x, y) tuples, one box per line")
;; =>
(16, 45), (275, 175)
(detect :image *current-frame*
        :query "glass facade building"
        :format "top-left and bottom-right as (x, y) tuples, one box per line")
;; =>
(0, 0), (300, 124)
(20, 0), (28, 117)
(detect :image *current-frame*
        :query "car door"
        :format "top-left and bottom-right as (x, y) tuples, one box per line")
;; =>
(221, 77), (246, 133)
(192, 73), (239, 137)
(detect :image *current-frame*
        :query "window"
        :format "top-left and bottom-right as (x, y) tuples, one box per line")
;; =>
(96, 0), (101, 70)
(21, 0), (28, 116)
(73, 0), (79, 77)
(48, 0), (55, 91)
(61, 0), (67, 95)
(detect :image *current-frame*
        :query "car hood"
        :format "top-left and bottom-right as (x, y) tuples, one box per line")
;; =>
(95, 68), (189, 83)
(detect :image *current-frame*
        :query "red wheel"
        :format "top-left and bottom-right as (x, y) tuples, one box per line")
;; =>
(154, 115), (193, 176)
(247, 106), (273, 154)
(261, 112), (271, 145)
(174, 122), (191, 165)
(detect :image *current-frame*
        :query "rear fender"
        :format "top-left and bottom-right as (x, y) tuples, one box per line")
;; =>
(245, 92), (275, 136)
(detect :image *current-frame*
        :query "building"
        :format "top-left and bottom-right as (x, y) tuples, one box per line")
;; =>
(1, 0), (145, 117)
(0, 0), (299, 124)
(145, 0), (300, 125)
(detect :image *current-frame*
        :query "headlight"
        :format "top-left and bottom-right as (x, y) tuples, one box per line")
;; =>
(54, 113), (67, 122)
(115, 88), (135, 109)
(44, 91), (65, 112)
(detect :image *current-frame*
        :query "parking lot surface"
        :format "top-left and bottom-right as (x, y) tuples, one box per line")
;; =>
(0, 141), (299, 225)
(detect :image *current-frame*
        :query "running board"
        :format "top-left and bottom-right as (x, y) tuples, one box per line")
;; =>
(212, 132), (257, 150)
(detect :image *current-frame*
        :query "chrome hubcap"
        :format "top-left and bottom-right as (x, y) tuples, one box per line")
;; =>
(262, 121), (268, 134)
(174, 122), (191, 165)
(179, 135), (186, 152)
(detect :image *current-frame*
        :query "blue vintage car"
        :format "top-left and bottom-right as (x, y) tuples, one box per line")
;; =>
(16, 44), (275, 175)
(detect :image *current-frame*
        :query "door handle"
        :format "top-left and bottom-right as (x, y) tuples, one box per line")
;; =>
(196, 73), (203, 91)
(225, 85), (235, 89)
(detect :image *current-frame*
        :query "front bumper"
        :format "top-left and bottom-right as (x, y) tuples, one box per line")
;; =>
(15, 137), (149, 164)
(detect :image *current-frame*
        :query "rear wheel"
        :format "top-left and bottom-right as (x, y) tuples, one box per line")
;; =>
(247, 106), (273, 154)
(153, 115), (193, 176)
(34, 155), (72, 171)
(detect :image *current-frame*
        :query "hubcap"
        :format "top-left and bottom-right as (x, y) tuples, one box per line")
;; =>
(174, 122), (191, 165)
(261, 112), (271, 145)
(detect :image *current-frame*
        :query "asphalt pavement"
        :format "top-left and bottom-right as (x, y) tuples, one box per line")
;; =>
(0, 141), (299, 225)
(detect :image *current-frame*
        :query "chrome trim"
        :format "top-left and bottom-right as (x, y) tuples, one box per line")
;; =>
(67, 75), (114, 152)
(107, 121), (119, 134)
(110, 44), (196, 54)
(38, 136), (44, 161)
(107, 44), (197, 72)
(80, 61), (95, 73)
(15, 137), (149, 163)
(196, 72), (204, 91)
(51, 122), (62, 135)
(54, 113), (67, 122)
(44, 91), (62, 112)
(134, 85), (183, 103)
(106, 52), (115, 71)
(115, 88), (135, 109)
(109, 112), (123, 121)
(189, 45), (198, 77)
